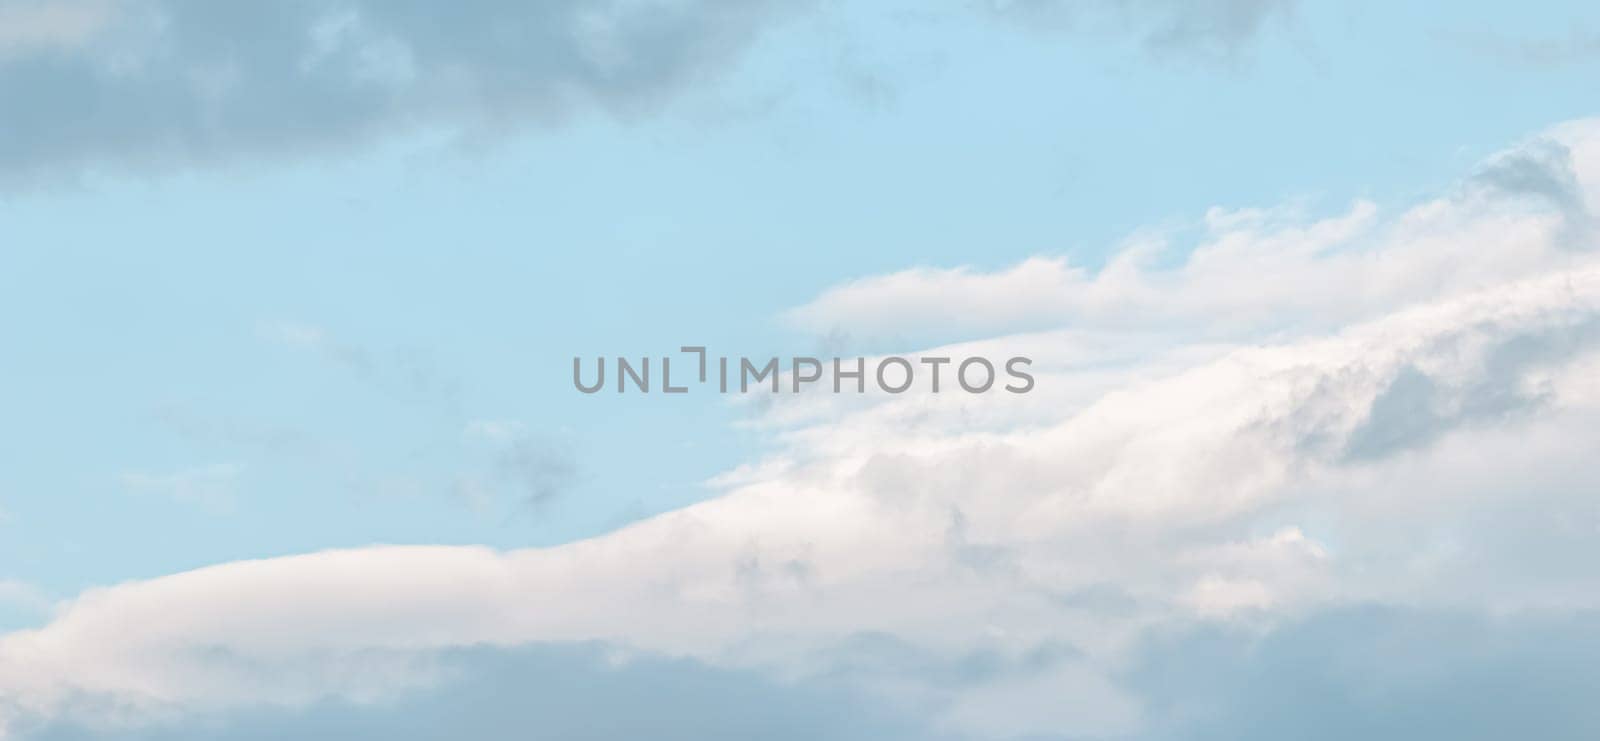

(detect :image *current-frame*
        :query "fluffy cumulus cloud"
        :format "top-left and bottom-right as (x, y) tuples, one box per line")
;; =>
(8, 122), (1600, 739)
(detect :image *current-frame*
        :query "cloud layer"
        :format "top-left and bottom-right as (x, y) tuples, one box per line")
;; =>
(0, 0), (1327, 188)
(5, 120), (1600, 739)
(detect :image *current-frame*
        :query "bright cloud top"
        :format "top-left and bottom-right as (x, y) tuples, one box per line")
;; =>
(787, 126), (1599, 343)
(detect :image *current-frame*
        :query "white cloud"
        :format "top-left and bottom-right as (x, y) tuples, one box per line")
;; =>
(8, 120), (1600, 739)
(787, 129), (1597, 343)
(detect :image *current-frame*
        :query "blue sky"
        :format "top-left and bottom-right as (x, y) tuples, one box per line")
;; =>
(3, 1), (1600, 739)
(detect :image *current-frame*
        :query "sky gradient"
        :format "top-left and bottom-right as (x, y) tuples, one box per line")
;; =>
(3, 1), (1600, 738)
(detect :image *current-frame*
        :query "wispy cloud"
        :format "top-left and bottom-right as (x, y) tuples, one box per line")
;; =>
(254, 323), (580, 511)
(985, 0), (1298, 64)
(458, 420), (578, 512)
(119, 463), (244, 511)
(1445, 27), (1600, 66)
(259, 320), (462, 410)
(0, 580), (48, 614)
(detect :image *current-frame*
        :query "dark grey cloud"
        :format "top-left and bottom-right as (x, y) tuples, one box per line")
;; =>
(1474, 140), (1586, 208)
(0, 0), (1312, 185)
(0, 0), (794, 186)
(1258, 309), (1600, 465)
(1469, 139), (1594, 245)
(1342, 317), (1600, 461)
